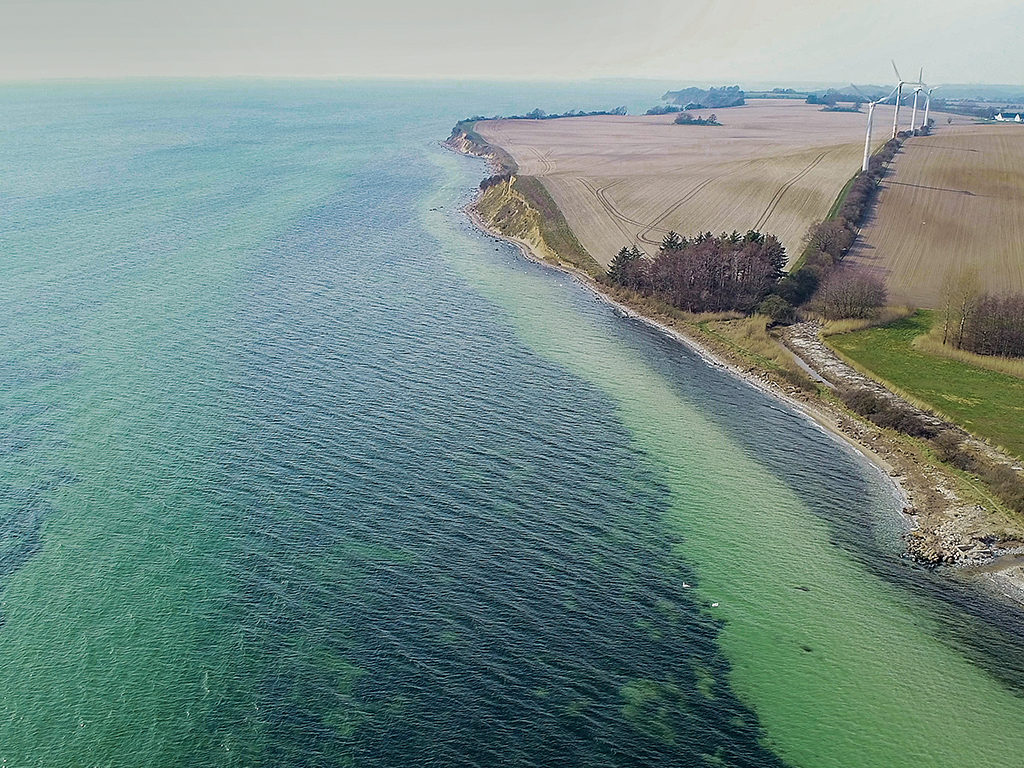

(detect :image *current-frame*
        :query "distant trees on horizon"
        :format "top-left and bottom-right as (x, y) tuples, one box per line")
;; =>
(460, 107), (629, 124)
(645, 104), (683, 115)
(674, 112), (720, 126)
(662, 86), (745, 110)
(515, 106), (628, 120)
(806, 89), (862, 107)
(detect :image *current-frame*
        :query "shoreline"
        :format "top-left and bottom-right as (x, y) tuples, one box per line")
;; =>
(465, 198), (909, 500)
(467, 203), (895, 476)
(447, 136), (1024, 606)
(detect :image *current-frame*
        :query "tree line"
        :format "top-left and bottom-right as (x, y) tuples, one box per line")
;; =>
(646, 107), (722, 124)
(459, 107), (628, 124)
(674, 113), (720, 126)
(941, 268), (1024, 357)
(765, 138), (902, 317)
(646, 104), (683, 115)
(604, 230), (786, 313)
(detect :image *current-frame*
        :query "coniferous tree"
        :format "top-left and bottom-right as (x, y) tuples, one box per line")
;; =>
(613, 230), (786, 313)
(608, 247), (631, 284)
(662, 231), (683, 251)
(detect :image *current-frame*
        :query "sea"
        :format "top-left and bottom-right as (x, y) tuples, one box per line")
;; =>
(1, 79), (1024, 767)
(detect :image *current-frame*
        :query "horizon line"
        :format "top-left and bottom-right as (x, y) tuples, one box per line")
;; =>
(0, 74), (1022, 90)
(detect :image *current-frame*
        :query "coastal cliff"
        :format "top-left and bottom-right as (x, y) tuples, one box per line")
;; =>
(476, 180), (558, 265)
(446, 123), (517, 174)
(446, 124), (601, 276)
(476, 178), (602, 276)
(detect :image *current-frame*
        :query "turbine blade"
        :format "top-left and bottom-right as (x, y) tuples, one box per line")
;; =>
(892, 59), (903, 82)
(919, 66), (923, 83)
(850, 83), (870, 99)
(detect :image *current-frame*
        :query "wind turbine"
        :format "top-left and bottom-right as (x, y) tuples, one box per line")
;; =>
(891, 60), (906, 138)
(910, 67), (924, 134)
(854, 84), (900, 172)
(922, 86), (940, 132)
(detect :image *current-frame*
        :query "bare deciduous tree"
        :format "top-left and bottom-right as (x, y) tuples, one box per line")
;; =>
(939, 265), (981, 348)
(963, 293), (1024, 357)
(607, 231), (785, 313)
(805, 220), (854, 261)
(815, 268), (887, 320)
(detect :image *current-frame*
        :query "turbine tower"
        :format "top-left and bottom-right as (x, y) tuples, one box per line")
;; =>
(910, 67), (924, 134)
(923, 86), (940, 132)
(855, 84), (900, 172)
(891, 60), (906, 138)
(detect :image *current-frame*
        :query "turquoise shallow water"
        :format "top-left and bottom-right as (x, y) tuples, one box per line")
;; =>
(2, 81), (1024, 767)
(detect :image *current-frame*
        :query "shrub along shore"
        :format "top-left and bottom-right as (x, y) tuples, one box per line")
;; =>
(445, 119), (1024, 595)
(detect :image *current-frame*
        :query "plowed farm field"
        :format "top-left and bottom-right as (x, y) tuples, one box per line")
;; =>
(476, 99), (920, 268)
(842, 124), (1024, 307)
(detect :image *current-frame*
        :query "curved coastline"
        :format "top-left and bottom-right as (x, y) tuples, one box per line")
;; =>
(444, 128), (1024, 607)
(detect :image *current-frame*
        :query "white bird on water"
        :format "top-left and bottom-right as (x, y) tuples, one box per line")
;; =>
(711, 602), (720, 608)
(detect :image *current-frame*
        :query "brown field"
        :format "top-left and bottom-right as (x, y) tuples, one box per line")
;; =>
(842, 124), (1024, 307)
(476, 99), (929, 268)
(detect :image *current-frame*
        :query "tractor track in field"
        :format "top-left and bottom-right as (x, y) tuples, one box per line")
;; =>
(637, 171), (738, 245)
(572, 150), (828, 253)
(635, 160), (761, 246)
(579, 165), (755, 249)
(527, 146), (556, 175)
(752, 151), (828, 232)
(579, 174), (725, 248)
(578, 177), (642, 247)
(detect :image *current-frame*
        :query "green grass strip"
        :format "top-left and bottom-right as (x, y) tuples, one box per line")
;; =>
(826, 310), (1024, 459)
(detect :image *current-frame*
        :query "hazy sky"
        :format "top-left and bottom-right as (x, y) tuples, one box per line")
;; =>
(2, 0), (1021, 84)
